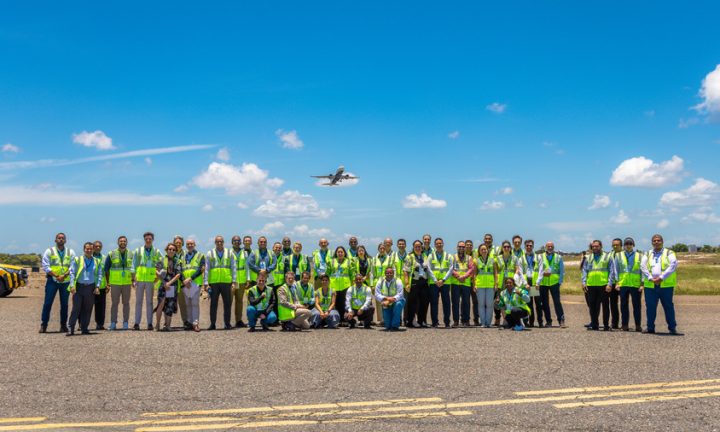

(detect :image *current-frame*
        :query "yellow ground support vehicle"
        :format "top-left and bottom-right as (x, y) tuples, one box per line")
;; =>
(0, 264), (28, 297)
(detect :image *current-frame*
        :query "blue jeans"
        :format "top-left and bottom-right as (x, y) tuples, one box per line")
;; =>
(451, 284), (471, 323)
(382, 299), (405, 329)
(620, 286), (642, 327)
(429, 283), (451, 326)
(246, 305), (277, 329)
(41, 278), (70, 326)
(310, 309), (340, 328)
(477, 288), (495, 327)
(645, 287), (676, 332)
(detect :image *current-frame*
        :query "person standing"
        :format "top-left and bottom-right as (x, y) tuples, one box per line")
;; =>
(347, 236), (359, 259)
(495, 241), (520, 326)
(613, 237), (643, 332)
(535, 241), (566, 328)
(246, 273), (277, 332)
(204, 236), (237, 330)
(281, 236), (293, 258)
(581, 240), (615, 331)
(172, 236), (190, 330)
(312, 274), (340, 329)
(497, 277), (531, 331)
(473, 244), (497, 328)
(449, 241), (475, 327)
(67, 242), (102, 336)
(329, 246), (354, 321)
(608, 238), (623, 329)
(40, 233), (75, 333)
(641, 234), (679, 335)
(375, 267), (406, 331)
(91, 240), (108, 330)
(465, 239), (481, 326)
(373, 243), (393, 324)
(393, 239), (408, 277)
(105, 236), (133, 331)
(277, 272), (312, 331)
(311, 238), (332, 282)
(289, 242), (311, 280)
(181, 239), (204, 332)
(520, 239), (543, 328)
(231, 235), (249, 328)
(270, 242), (286, 289)
(421, 234), (433, 258)
(133, 232), (163, 331)
(345, 274), (375, 329)
(483, 233), (502, 326)
(155, 243), (183, 331)
(403, 240), (432, 328)
(428, 238), (453, 328)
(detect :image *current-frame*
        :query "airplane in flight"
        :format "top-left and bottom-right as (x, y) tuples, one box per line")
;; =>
(311, 165), (359, 186)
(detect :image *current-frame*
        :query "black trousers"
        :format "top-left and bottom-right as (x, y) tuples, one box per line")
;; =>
(505, 309), (529, 327)
(524, 296), (544, 326)
(335, 288), (349, 321)
(352, 306), (375, 326)
(209, 283), (232, 327)
(68, 283), (95, 332)
(609, 286), (620, 328)
(94, 289), (107, 327)
(494, 290), (501, 322)
(620, 286), (643, 328)
(405, 278), (430, 325)
(587, 285), (610, 329)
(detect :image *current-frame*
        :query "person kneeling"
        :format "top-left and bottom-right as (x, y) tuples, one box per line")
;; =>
(497, 276), (531, 331)
(312, 274), (340, 328)
(277, 271), (311, 331)
(345, 274), (375, 329)
(247, 274), (277, 332)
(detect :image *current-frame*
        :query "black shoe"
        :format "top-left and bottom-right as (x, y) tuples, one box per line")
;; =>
(236, 320), (247, 328)
(452, 322), (459, 328)
(60, 325), (69, 333)
(390, 327), (406, 332)
(39, 325), (47, 334)
(544, 323), (553, 328)
(248, 328), (256, 333)
(584, 322), (592, 328)
(643, 329), (655, 334)
(147, 324), (153, 331)
(207, 324), (216, 331)
(261, 324), (271, 331)
(95, 325), (105, 331)
(462, 322), (471, 327)
(363, 324), (373, 329)
(603, 327), (612, 331)
(183, 322), (193, 331)
(66, 329), (75, 336)
(224, 324), (232, 330)
(669, 329), (682, 335)
(473, 319), (480, 326)
(349, 320), (356, 329)
(431, 323), (439, 328)
(81, 330), (91, 335)
(419, 323), (429, 328)
(133, 324), (140, 331)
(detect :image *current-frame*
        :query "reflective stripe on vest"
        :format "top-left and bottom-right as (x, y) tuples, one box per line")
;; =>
(349, 285), (369, 310)
(616, 251), (641, 288)
(474, 256), (495, 288)
(70, 256), (101, 290)
(249, 286), (270, 311)
(540, 253), (561, 287)
(277, 284), (297, 321)
(297, 283), (315, 305)
(317, 288), (333, 312)
(497, 254), (518, 282)
(272, 254), (286, 286)
(108, 249), (133, 285)
(182, 251), (205, 286)
(644, 249), (677, 288)
(49, 247), (72, 278)
(233, 249), (248, 284)
(430, 252), (450, 282)
(135, 247), (162, 282)
(330, 258), (352, 291)
(499, 289), (531, 314)
(449, 254), (471, 286)
(208, 248), (232, 284)
(374, 255), (392, 280)
(587, 253), (610, 286)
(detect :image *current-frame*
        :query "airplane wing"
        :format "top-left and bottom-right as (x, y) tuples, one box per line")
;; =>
(342, 175), (359, 179)
(311, 175), (334, 179)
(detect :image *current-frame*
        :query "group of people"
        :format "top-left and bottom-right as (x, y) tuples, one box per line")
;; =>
(38, 231), (679, 335)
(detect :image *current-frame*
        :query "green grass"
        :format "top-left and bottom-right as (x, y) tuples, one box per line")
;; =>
(559, 264), (720, 295)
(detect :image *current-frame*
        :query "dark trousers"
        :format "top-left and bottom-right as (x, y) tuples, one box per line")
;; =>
(505, 309), (529, 327)
(620, 286), (642, 328)
(209, 283), (232, 327)
(335, 288), (349, 321)
(41, 278), (70, 327)
(94, 289), (107, 327)
(645, 287), (677, 332)
(587, 285), (610, 329)
(525, 296), (544, 326)
(494, 290), (501, 322)
(539, 284), (565, 324)
(609, 286), (620, 328)
(451, 284), (472, 323)
(429, 283), (451, 326)
(470, 289), (479, 322)
(352, 306), (375, 326)
(405, 278), (430, 325)
(68, 283), (95, 332)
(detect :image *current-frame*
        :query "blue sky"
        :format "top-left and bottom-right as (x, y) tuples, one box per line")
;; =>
(1, 1), (719, 254)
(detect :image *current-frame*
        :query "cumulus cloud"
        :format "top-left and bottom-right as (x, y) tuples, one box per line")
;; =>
(402, 193), (447, 209)
(276, 129), (304, 149)
(253, 190), (332, 219)
(236, 202), (248, 209)
(216, 147), (230, 161)
(72, 130), (115, 150)
(660, 178), (719, 207)
(288, 224), (332, 238)
(192, 162), (283, 199)
(486, 102), (507, 114)
(252, 221), (286, 236)
(201, 204), (213, 212)
(40, 216), (56, 223)
(657, 219), (670, 229)
(497, 187), (513, 195)
(609, 155), (684, 188)
(448, 131), (460, 139)
(682, 211), (720, 224)
(174, 184), (189, 193)
(694, 64), (720, 115)
(2, 143), (20, 153)
(610, 210), (631, 224)
(480, 200), (505, 211)
(588, 194), (611, 210)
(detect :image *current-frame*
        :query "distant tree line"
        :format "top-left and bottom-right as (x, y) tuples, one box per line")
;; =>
(669, 244), (720, 253)
(0, 253), (42, 267)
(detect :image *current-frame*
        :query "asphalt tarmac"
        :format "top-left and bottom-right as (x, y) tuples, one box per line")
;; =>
(1, 282), (719, 431)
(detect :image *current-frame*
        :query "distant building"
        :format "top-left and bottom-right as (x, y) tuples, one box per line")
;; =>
(688, 244), (698, 253)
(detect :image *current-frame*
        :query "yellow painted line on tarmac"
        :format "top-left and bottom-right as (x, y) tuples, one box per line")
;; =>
(0, 418), (45, 424)
(141, 397), (443, 417)
(134, 410), (473, 431)
(515, 378), (720, 396)
(0, 416), (238, 431)
(554, 390), (720, 408)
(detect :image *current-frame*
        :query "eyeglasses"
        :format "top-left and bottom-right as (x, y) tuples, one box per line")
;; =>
(503, 246), (510, 249)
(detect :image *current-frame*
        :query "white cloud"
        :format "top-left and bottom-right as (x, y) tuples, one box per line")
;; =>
(252, 221), (285, 236)
(40, 216), (56, 223)
(609, 155), (684, 188)
(610, 210), (631, 224)
(480, 200), (505, 211)
(192, 162), (283, 199)
(216, 147), (230, 161)
(2, 143), (20, 153)
(275, 129), (304, 150)
(657, 218), (670, 229)
(402, 193), (447, 209)
(253, 190), (332, 219)
(588, 194), (611, 210)
(314, 172), (360, 188)
(144, 157), (152, 166)
(678, 118), (700, 129)
(682, 211), (720, 224)
(486, 102), (507, 114)
(174, 184), (189, 193)
(201, 204), (213, 212)
(236, 202), (248, 209)
(72, 130), (115, 150)
(448, 131), (460, 139)
(0, 144), (214, 170)
(660, 178), (719, 207)
(497, 187), (513, 195)
(288, 224), (332, 238)
(0, 185), (196, 206)
(694, 64), (720, 115)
